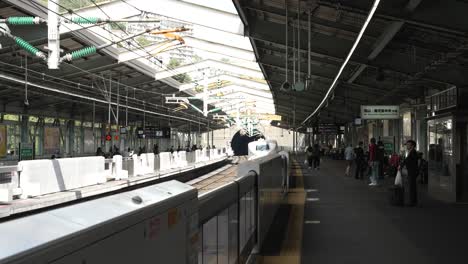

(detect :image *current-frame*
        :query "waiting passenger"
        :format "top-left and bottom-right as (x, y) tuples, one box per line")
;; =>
(153, 144), (159, 155)
(418, 152), (428, 185)
(312, 144), (321, 170)
(96, 147), (105, 157)
(368, 138), (379, 186)
(113, 147), (121, 156)
(169, 146), (174, 154)
(305, 144), (314, 169)
(344, 144), (355, 177)
(377, 141), (385, 180)
(399, 140), (419, 207)
(354, 142), (365, 179)
(177, 146), (181, 152)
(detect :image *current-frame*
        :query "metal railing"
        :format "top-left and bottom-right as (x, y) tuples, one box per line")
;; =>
(426, 86), (457, 113)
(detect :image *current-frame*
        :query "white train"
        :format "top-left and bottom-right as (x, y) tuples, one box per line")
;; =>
(248, 139), (278, 159)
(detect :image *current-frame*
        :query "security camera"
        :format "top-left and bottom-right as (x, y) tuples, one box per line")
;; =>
(24, 99), (29, 107)
(280, 81), (291, 91)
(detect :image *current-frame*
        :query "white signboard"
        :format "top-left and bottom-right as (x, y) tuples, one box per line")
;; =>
(361, 105), (399, 120)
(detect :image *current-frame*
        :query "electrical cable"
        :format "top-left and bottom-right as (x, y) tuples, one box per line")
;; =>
(300, 0), (381, 127)
(88, 0), (184, 76)
(27, 0), (184, 78)
(21, 1), (200, 110)
(0, 59), (205, 123)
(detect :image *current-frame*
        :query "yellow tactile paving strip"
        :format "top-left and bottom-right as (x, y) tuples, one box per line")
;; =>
(257, 158), (306, 264)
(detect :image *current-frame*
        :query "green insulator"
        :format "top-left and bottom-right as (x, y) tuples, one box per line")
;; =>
(7, 17), (35, 25)
(15, 37), (40, 56)
(72, 17), (100, 24)
(71, 46), (97, 60)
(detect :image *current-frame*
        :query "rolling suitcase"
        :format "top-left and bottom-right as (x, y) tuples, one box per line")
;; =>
(389, 185), (404, 206)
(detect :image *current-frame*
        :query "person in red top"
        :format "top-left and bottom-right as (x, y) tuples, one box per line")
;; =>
(368, 138), (379, 186)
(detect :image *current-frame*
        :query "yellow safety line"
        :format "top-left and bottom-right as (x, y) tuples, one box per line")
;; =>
(258, 158), (305, 264)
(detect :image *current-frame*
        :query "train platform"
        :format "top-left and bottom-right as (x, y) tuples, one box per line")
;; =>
(257, 157), (468, 264)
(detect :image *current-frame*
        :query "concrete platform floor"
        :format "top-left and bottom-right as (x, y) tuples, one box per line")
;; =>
(302, 158), (468, 264)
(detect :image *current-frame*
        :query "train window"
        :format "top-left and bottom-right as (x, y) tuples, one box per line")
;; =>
(256, 144), (270, 151)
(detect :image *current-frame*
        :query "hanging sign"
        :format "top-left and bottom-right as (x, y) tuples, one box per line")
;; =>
(361, 105), (399, 120)
(137, 127), (171, 139)
(314, 124), (342, 134)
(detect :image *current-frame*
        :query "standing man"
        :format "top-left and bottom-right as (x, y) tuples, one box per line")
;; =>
(401, 140), (419, 206)
(344, 144), (355, 176)
(312, 144), (321, 170)
(368, 138), (379, 186)
(354, 142), (365, 179)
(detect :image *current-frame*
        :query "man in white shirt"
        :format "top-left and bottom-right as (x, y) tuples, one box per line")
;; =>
(344, 144), (355, 176)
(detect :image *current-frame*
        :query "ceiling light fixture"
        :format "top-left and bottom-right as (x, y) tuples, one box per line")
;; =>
(300, 0), (381, 127)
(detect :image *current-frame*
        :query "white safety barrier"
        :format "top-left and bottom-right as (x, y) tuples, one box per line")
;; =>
(0, 148), (227, 201)
(112, 155), (128, 180)
(132, 153), (155, 176)
(154, 154), (160, 172)
(0, 166), (20, 202)
(19, 156), (106, 198)
(186, 152), (196, 164)
(159, 152), (172, 171)
(176, 151), (188, 167)
(104, 159), (113, 178)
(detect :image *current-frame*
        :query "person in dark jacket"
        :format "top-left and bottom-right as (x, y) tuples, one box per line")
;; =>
(418, 152), (428, 184)
(312, 144), (321, 170)
(153, 144), (159, 155)
(354, 142), (365, 179)
(96, 147), (105, 157)
(377, 140), (385, 180)
(400, 140), (419, 206)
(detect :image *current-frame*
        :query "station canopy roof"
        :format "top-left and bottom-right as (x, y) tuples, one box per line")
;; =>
(0, 0), (275, 130)
(233, 0), (468, 128)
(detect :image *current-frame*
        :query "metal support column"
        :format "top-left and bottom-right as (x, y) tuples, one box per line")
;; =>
(47, 0), (60, 69)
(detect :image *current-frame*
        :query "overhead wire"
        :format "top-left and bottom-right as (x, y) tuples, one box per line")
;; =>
(300, 0), (381, 127)
(0, 60), (181, 113)
(118, 0), (217, 80)
(20, 0), (205, 121)
(87, 0), (186, 77)
(0, 64), (206, 124)
(26, 0), (185, 79)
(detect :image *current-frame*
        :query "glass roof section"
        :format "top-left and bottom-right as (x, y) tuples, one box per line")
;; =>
(48, 0), (275, 126)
